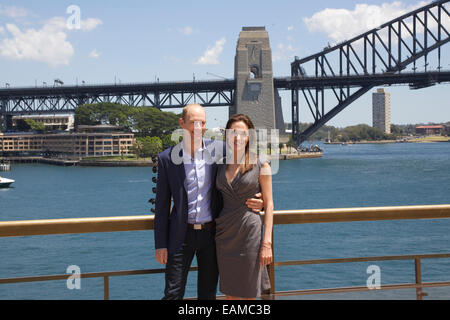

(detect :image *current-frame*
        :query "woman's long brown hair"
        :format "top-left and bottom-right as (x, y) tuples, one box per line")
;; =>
(225, 114), (256, 174)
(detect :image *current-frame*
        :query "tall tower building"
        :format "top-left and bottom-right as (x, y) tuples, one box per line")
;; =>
(372, 88), (391, 134)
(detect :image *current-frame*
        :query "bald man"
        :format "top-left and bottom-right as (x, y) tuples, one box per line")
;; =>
(154, 104), (263, 300)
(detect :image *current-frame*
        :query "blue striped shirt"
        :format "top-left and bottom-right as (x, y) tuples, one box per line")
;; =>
(182, 140), (214, 224)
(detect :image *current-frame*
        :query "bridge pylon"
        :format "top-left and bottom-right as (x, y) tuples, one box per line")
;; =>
(231, 27), (285, 134)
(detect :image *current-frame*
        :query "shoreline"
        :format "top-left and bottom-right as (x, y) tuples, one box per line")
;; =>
(325, 137), (450, 145)
(270, 152), (322, 160)
(325, 140), (398, 145)
(2, 156), (156, 167)
(2, 152), (323, 167)
(79, 159), (155, 167)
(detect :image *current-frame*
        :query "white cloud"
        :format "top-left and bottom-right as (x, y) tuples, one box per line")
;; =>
(0, 22), (74, 66)
(42, 16), (102, 32)
(89, 49), (100, 59)
(303, 1), (429, 42)
(287, 25), (294, 31)
(195, 37), (226, 65)
(273, 43), (295, 62)
(40, 17), (66, 32)
(0, 16), (102, 66)
(180, 26), (193, 36)
(80, 18), (103, 31)
(0, 5), (28, 19)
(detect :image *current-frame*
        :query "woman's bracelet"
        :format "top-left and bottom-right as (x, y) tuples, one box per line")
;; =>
(261, 241), (272, 249)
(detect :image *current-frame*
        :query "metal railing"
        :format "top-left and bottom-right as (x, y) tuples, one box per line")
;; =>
(1, 204), (450, 300)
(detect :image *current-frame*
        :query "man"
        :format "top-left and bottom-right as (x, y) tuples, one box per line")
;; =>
(154, 104), (263, 300)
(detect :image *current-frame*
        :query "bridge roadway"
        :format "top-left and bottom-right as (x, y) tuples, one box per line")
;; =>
(275, 70), (450, 89)
(2, 71), (450, 94)
(1, 71), (449, 114)
(0, 79), (236, 98)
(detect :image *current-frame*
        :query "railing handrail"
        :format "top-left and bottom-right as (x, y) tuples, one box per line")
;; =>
(2, 253), (449, 285)
(1, 204), (449, 237)
(1, 251), (449, 300)
(1, 204), (450, 300)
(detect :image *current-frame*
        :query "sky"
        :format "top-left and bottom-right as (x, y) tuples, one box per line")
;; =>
(0, 0), (449, 129)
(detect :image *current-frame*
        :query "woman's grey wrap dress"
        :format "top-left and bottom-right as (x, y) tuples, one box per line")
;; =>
(215, 157), (271, 298)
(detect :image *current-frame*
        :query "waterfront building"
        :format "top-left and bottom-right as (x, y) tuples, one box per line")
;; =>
(415, 125), (445, 135)
(12, 114), (75, 131)
(0, 129), (135, 158)
(372, 89), (391, 134)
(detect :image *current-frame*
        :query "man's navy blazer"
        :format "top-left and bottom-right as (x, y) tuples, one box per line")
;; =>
(154, 139), (224, 255)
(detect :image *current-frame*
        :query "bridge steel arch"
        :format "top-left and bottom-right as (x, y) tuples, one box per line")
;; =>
(290, 0), (450, 145)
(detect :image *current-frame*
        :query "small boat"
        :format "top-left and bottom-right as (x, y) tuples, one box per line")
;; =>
(0, 176), (15, 188)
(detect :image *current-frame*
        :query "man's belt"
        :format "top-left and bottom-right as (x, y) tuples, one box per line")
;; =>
(187, 221), (215, 230)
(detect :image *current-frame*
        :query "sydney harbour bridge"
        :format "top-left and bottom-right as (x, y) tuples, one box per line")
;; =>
(1, 0), (449, 145)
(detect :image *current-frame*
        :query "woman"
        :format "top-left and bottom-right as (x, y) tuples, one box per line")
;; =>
(214, 114), (274, 300)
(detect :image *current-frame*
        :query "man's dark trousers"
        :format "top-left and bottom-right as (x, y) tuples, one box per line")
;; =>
(162, 227), (218, 300)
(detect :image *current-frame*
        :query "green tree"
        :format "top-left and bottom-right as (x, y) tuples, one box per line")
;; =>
(75, 102), (135, 128)
(131, 136), (163, 158)
(132, 107), (179, 137)
(130, 139), (144, 158)
(143, 136), (163, 157)
(286, 135), (295, 153)
(25, 119), (46, 132)
(75, 103), (180, 138)
(161, 133), (179, 149)
(333, 124), (392, 142)
(390, 124), (402, 136)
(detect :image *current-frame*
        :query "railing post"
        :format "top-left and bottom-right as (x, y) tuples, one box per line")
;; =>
(104, 276), (109, 300)
(414, 258), (427, 300)
(268, 233), (275, 296)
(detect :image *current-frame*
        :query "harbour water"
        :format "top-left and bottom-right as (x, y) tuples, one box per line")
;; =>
(0, 141), (449, 299)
